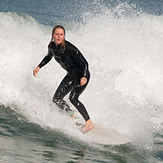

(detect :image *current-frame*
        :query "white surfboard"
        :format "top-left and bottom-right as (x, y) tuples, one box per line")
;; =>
(73, 115), (130, 145)
(75, 121), (131, 145)
(83, 124), (131, 145)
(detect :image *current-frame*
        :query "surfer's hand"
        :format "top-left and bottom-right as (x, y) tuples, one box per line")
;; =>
(33, 66), (40, 77)
(80, 77), (87, 86)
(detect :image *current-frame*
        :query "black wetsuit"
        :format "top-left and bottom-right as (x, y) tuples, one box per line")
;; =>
(38, 40), (90, 121)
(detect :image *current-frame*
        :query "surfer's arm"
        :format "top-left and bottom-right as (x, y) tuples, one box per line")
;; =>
(69, 43), (89, 77)
(67, 41), (89, 86)
(77, 51), (89, 77)
(38, 50), (53, 68)
(75, 50), (89, 86)
(33, 50), (53, 77)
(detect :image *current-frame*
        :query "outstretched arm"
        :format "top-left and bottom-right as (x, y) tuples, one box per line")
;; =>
(33, 50), (53, 77)
(38, 50), (53, 68)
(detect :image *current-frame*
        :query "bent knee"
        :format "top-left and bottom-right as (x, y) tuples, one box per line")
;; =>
(53, 96), (59, 103)
(69, 95), (78, 106)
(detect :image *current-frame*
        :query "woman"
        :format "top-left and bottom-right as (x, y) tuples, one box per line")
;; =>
(33, 25), (94, 132)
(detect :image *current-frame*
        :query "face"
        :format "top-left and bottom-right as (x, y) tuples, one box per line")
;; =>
(53, 28), (65, 45)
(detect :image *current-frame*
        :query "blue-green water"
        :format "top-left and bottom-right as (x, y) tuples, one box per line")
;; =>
(0, 106), (162, 162)
(0, 0), (163, 162)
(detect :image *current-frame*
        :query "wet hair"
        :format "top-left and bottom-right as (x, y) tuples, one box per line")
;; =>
(51, 25), (66, 50)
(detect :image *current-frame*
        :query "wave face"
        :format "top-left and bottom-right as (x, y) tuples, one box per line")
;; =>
(0, 8), (163, 149)
(1, 0), (163, 25)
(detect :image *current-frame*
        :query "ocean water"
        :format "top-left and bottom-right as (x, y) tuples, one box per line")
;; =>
(0, 0), (163, 162)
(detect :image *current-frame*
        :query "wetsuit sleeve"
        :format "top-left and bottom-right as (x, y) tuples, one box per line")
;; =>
(67, 41), (89, 78)
(76, 51), (89, 77)
(38, 50), (53, 68)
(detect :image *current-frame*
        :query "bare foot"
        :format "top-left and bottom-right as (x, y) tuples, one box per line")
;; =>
(82, 119), (94, 133)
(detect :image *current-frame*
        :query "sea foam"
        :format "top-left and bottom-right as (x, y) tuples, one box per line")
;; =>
(0, 11), (163, 148)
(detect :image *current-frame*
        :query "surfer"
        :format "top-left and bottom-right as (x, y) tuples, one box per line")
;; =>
(33, 25), (94, 132)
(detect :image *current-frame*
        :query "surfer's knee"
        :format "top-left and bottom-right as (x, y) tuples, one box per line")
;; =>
(69, 94), (78, 106)
(52, 96), (59, 104)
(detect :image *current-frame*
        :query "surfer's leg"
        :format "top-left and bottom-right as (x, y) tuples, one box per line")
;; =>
(53, 75), (74, 112)
(69, 72), (93, 126)
(69, 72), (94, 132)
(69, 87), (90, 121)
(69, 81), (94, 132)
(69, 74), (90, 120)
